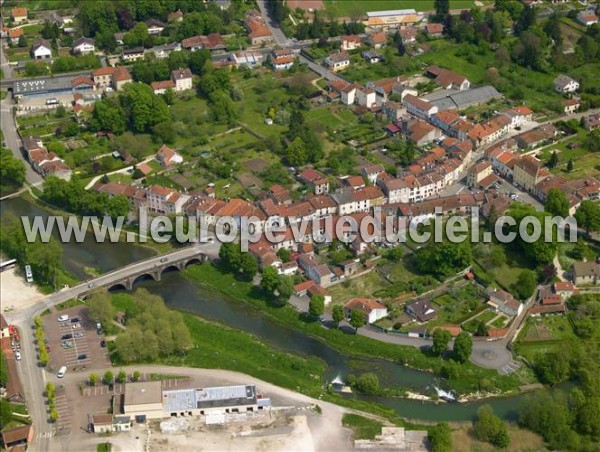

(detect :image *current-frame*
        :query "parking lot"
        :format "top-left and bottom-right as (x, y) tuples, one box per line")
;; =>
(42, 306), (111, 373)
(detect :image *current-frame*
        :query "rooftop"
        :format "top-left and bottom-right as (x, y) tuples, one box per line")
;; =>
(125, 381), (162, 406)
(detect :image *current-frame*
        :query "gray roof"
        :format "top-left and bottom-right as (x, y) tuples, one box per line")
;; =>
(125, 381), (162, 406)
(427, 86), (502, 111)
(13, 77), (72, 95)
(73, 37), (95, 47)
(163, 385), (258, 412)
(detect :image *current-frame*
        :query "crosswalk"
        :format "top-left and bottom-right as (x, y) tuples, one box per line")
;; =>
(36, 431), (55, 439)
(500, 360), (521, 375)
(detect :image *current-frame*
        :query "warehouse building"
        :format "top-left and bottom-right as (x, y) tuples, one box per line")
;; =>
(117, 381), (270, 424)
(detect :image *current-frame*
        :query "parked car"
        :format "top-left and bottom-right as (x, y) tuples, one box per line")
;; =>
(58, 314), (69, 322)
(15, 351), (21, 361)
(61, 334), (73, 340)
(100, 340), (106, 348)
(70, 317), (80, 323)
(77, 354), (87, 360)
(57, 366), (67, 378)
(160, 257), (168, 263)
(72, 323), (82, 329)
(74, 332), (85, 338)
(62, 341), (73, 349)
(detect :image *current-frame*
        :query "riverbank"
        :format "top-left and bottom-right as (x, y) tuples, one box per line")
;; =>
(181, 263), (530, 396)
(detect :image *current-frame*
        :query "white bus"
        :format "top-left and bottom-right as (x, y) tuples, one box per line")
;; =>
(45, 98), (59, 106)
(25, 265), (33, 283)
(0, 259), (17, 272)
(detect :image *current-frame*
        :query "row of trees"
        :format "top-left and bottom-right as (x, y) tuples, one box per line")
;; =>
(431, 329), (473, 363)
(110, 289), (194, 362)
(24, 54), (101, 77)
(42, 177), (130, 219)
(0, 215), (63, 288)
(0, 147), (26, 190)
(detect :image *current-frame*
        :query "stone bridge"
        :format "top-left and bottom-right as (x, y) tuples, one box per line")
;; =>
(106, 254), (210, 291)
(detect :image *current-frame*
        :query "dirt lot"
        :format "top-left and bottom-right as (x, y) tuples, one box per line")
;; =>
(42, 306), (110, 373)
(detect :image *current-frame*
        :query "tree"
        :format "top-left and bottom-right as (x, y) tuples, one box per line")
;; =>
(120, 83), (170, 133)
(434, 0), (450, 21)
(513, 270), (537, 300)
(349, 309), (366, 332)
(103, 370), (114, 385)
(308, 295), (325, 319)
(276, 248), (291, 263)
(453, 332), (473, 363)
(545, 188), (570, 217)
(386, 246), (404, 262)
(132, 371), (141, 382)
(547, 150), (559, 168)
(87, 290), (115, 327)
(432, 329), (452, 356)
(355, 372), (380, 395)
(285, 137), (308, 167)
(0, 400), (13, 428)
(567, 158), (574, 172)
(476, 321), (489, 337)
(239, 252), (258, 280)
(414, 239), (471, 279)
(0, 148), (26, 188)
(429, 423), (453, 452)
(474, 405), (510, 448)
(575, 200), (600, 233)
(89, 372), (98, 386)
(219, 242), (241, 272)
(117, 370), (127, 383)
(276, 276), (294, 303)
(332, 305), (344, 327)
(260, 266), (280, 295)
(535, 351), (570, 385)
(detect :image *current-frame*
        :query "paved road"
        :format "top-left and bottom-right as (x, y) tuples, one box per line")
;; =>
(1, 44), (13, 79)
(256, 0), (291, 47)
(7, 242), (219, 451)
(1, 93), (43, 185)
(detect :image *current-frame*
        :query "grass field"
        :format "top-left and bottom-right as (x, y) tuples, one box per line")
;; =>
(342, 413), (383, 440)
(324, 0), (483, 16)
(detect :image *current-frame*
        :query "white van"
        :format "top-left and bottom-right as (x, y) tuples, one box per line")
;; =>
(57, 366), (67, 378)
(58, 314), (69, 322)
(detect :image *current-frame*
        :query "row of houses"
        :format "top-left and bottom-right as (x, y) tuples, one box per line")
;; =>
(21, 135), (72, 180)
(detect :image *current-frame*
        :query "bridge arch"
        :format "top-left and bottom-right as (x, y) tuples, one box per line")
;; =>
(185, 258), (203, 268)
(108, 282), (128, 292)
(160, 264), (181, 276)
(132, 272), (158, 286)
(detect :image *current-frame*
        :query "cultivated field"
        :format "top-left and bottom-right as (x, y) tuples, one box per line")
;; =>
(324, 0), (484, 17)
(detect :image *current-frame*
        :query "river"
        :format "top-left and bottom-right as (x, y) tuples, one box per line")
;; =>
(1, 197), (531, 422)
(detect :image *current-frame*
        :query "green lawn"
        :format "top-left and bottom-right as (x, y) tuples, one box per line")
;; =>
(328, 271), (389, 304)
(324, 0), (482, 16)
(342, 413), (383, 440)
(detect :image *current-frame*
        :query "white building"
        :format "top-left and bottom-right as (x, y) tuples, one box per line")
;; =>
(31, 40), (52, 59)
(553, 75), (579, 93)
(344, 298), (388, 324)
(171, 68), (193, 92)
(402, 94), (438, 120)
(72, 37), (95, 54)
(325, 51), (350, 72)
(356, 87), (376, 108)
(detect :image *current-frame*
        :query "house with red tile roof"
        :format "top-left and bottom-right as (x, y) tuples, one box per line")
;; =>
(156, 145), (183, 167)
(344, 298), (388, 324)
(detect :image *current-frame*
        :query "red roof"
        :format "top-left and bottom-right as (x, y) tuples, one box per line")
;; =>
(294, 280), (315, 294)
(11, 7), (27, 18)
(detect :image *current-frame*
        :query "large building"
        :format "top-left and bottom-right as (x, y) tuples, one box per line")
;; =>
(364, 9), (422, 29)
(118, 381), (270, 424)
